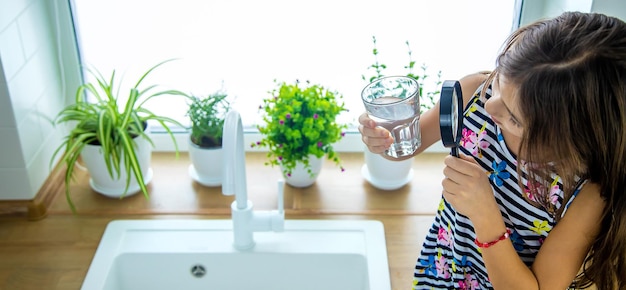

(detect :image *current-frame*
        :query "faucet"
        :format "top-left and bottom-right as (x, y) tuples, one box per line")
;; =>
(222, 110), (284, 250)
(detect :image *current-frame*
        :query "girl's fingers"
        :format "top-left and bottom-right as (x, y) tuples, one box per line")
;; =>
(361, 134), (392, 148)
(359, 125), (392, 146)
(442, 175), (464, 195)
(358, 112), (376, 128)
(442, 166), (461, 183)
(460, 153), (478, 164)
(444, 154), (481, 177)
(358, 124), (390, 138)
(358, 112), (393, 153)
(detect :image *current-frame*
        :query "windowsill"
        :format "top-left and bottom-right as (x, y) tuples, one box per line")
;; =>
(46, 151), (446, 216)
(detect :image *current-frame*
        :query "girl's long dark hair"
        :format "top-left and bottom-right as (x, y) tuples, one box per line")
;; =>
(485, 12), (626, 289)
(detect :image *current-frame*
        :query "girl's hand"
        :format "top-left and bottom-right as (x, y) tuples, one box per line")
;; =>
(441, 154), (500, 221)
(358, 112), (393, 154)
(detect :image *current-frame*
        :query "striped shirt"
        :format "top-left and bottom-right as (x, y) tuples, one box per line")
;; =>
(413, 83), (582, 289)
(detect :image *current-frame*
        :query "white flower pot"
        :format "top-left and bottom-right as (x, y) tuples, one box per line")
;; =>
(81, 135), (153, 198)
(281, 155), (324, 188)
(361, 149), (414, 191)
(188, 139), (223, 187)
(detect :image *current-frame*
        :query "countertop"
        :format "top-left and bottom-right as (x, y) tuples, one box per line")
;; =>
(0, 152), (447, 290)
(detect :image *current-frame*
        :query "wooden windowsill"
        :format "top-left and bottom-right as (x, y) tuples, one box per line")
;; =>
(46, 152), (446, 216)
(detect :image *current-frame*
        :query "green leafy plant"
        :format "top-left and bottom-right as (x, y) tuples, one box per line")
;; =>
(51, 59), (187, 212)
(253, 80), (348, 177)
(186, 92), (231, 148)
(362, 36), (442, 112)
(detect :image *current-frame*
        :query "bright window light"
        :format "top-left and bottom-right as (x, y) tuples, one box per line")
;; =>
(70, 0), (518, 138)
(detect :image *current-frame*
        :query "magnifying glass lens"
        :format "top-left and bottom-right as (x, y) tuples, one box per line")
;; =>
(439, 80), (463, 157)
(452, 93), (458, 139)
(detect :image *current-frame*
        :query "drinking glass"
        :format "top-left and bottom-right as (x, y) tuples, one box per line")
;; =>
(361, 76), (421, 158)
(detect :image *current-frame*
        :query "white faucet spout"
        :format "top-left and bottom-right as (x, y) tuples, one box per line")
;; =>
(223, 110), (248, 209)
(222, 110), (285, 251)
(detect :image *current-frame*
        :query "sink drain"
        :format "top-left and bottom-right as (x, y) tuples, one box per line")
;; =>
(190, 264), (206, 278)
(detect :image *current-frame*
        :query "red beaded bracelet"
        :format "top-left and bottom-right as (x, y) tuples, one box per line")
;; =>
(474, 228), (512, 248)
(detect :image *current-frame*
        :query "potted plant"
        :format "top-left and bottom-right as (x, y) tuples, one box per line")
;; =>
(253, 79), (348, 188)
(51, 59), (187, 212)
(186, 91), (231, 186)
(361, 36), (442, 190)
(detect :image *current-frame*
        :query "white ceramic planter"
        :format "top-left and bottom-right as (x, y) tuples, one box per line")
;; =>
(188, 139), (223, 187)
(361, 149), (414, 191)
(281, 155), (324, 188)
(81, 135), (153, 198)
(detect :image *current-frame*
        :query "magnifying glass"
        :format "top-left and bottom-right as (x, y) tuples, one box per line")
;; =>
(439, 80), (463, 157)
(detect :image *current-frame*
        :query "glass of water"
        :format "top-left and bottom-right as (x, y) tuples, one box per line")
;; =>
(361, 76), (421, 158)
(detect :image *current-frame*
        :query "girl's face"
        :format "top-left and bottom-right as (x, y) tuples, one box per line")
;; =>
(484, 75), (525, 138)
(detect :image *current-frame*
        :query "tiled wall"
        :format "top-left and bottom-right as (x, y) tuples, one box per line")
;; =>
(0, 0), (70, 200)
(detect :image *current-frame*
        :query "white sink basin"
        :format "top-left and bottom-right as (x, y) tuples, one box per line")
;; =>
(82, 219), (390, 290)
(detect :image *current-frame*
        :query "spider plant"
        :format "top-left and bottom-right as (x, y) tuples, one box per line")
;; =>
(51, 59), (188, 212)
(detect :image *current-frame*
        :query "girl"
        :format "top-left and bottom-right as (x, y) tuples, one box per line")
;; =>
(358, 12), (626, 289)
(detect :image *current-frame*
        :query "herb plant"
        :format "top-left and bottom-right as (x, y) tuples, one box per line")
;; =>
(186, 92), (231, 148)
(253, 80), (348, 177)
(362, 36), (443, 112)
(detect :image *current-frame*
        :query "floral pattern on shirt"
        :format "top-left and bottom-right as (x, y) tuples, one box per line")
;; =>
(488, 160), (511, 187)
(461, 122), (489, 158)
(436, 251), (451, 279)
(419, 254), (437, 277)
(509, 229), (525, 252)
(530, 220), (552, 235)
(524, 174), (562, 215)
(438, 222), (454, 248)
(459, 273), (480, 290)
(465, 97), (479, 117)
(416, 252), (478, 289)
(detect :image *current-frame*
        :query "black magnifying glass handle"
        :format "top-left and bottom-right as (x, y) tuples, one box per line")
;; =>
(439, 80), (463, 158)
(451, 146), (459, 158)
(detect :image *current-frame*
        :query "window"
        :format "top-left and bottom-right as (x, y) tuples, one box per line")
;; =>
(70, 0), (519, 151)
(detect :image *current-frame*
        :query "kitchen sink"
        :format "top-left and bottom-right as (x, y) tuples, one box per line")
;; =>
(81, 219), (390, 290)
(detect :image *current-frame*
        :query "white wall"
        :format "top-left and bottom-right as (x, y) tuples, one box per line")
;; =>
(520, 0), (593, 25)
(0, 0), (80, 200)
(591, 0), (626, 20)
(520, 0), (625, 25)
